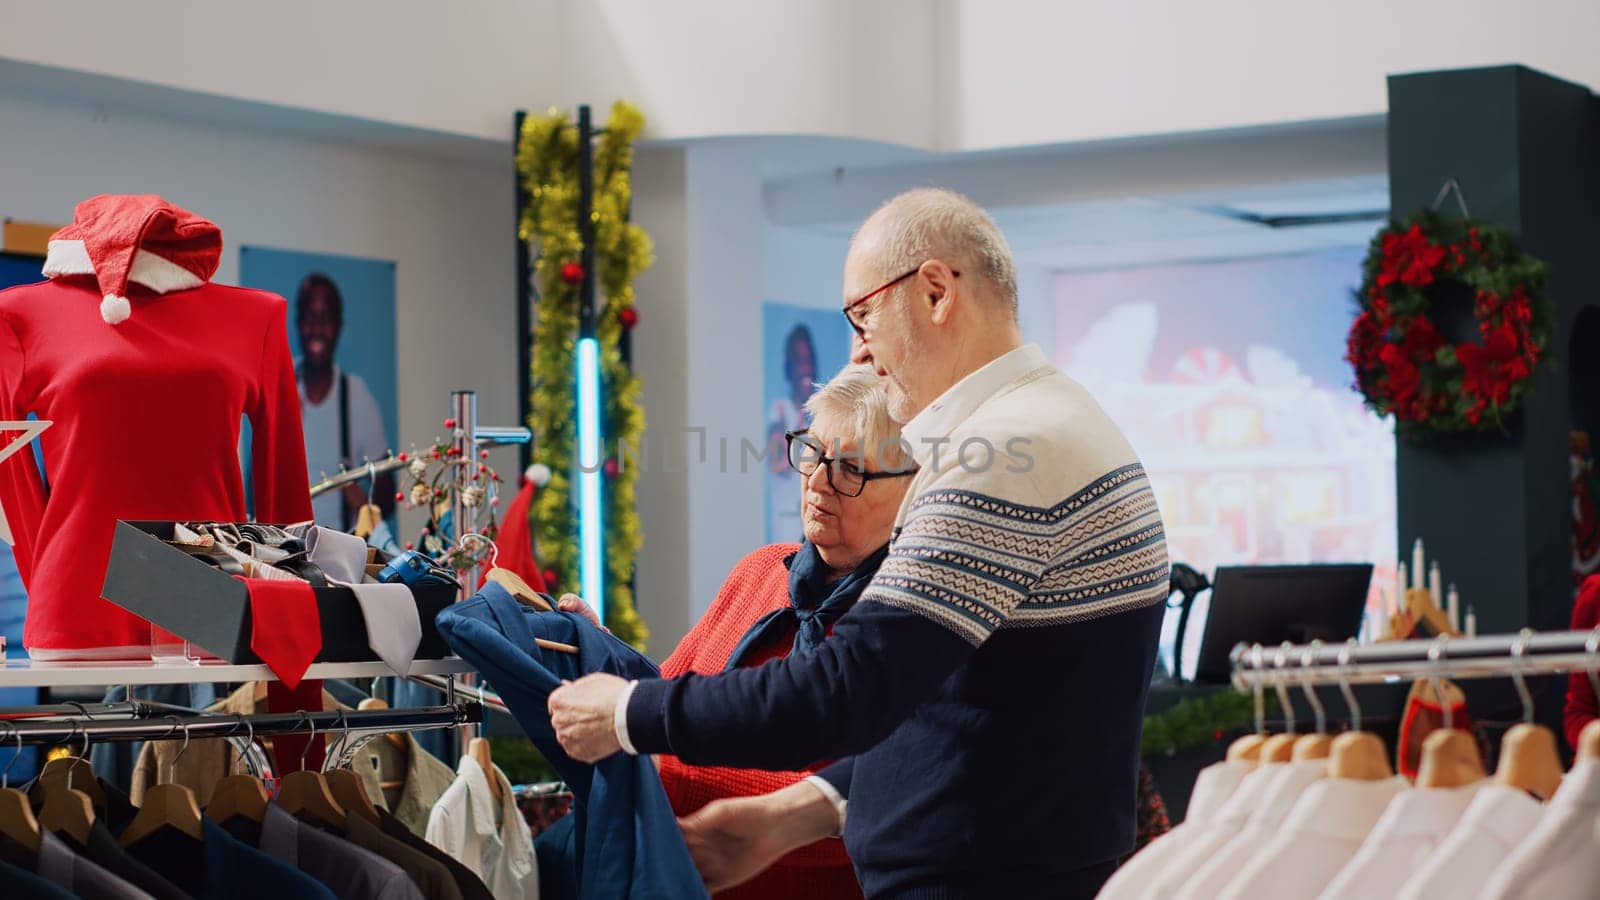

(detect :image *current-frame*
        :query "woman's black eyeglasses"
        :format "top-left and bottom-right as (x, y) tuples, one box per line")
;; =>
(785, 429), (916, 497)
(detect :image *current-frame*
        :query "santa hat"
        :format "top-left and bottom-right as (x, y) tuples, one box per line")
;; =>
(42, 194), (222, 324)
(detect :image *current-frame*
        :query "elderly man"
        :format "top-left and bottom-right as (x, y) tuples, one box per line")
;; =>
(549, 188), (1169, 898)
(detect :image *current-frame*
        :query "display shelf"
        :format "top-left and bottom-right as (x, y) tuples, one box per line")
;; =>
(0, 656), (474, 689)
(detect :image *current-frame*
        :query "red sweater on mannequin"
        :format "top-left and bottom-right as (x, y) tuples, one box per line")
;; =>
(655, 543), (863, 900)
(0, 201), (310, 658)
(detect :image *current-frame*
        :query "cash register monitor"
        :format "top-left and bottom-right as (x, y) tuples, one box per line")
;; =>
(1192, 563), (1373, 684)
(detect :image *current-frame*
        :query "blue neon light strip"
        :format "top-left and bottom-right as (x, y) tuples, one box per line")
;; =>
(577, 337), (605, 623)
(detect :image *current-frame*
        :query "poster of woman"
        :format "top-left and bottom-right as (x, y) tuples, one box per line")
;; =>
(762, 301), (853, 542)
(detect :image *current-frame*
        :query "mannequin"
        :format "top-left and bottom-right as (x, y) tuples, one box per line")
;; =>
(0, 195), (312, 658)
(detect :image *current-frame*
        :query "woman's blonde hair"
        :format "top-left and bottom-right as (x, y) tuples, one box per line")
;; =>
(804, 363), (910, 471)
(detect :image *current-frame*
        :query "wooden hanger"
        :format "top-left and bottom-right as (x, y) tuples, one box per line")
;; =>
(1416, 728), (1486, 788)
(38, 784), (95, 846)
(1259, 733), (1298, 763)
(31, 756), (107, 810)
(121, 719), (204, 846)
(275, 715), (347, 832)
(354, 504), (381, 540)
(1226, 734), (1266, 764)
(1291, 649), (1334, 762)
(1579, 719), (1600, 761)
(468, 737), (504, 802)
(1492, 635), (1563, 801)
(1328, 640), (1394, 780)
(0, 726), (40, 855)
(206, 718), (268, 825)
(323, 710), (381, 826)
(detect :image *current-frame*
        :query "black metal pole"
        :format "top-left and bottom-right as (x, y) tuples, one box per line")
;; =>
(577, 104), (596, 338)
(514, 110), (533, 473)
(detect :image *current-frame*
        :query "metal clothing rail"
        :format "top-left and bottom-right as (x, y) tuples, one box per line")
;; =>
(0, 703), (481, 750)
(306, 423), (532, 499)
(1229, 629), (1600, 691)
(407, 673), (512, 717)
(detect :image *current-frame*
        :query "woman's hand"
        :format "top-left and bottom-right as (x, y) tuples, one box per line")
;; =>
(678, 782), (843, 891)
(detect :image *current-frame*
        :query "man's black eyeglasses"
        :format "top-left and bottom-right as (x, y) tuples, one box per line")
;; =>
(841, 263), (960, 339)
(785, 429), (916, 497)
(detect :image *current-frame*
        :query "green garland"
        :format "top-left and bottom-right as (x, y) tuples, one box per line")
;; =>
(1141, 690), (1272, 758)
(516, 102), (653, 650)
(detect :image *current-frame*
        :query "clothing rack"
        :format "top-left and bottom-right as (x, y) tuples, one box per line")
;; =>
(1229, 629), (1600, 690)
(305, 418), (532, 499)
(0, 702), (483, 773)
(407, 673), (511, 717)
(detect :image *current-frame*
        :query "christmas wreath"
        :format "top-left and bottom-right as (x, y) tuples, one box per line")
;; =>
(1346, 210), (1551, 439)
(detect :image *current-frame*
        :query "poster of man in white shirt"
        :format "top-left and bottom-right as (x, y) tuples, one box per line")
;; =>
(240, 247), (400, 530)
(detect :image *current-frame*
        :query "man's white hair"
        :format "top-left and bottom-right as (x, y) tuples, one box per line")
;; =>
(805, 363), (909, 470)
(862, 188), (1018, 315)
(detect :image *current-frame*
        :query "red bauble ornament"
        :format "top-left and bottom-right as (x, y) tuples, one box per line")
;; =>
(603, 459), (620, 478)
(393, 492), (405, 502)
(561, 262), (585, 285)
(444, 418), (457, 430)
(618, 306), (639, 330)
(543, 569), (559, 586)
(397, 451), (408, 462)
(405, 542), (416, 551)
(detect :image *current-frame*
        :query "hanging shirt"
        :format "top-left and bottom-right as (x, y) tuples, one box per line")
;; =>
(253, 801), (422, 900)
(1112, 762), (1282, 900)
(1094, 760), (1253, 900)
(1173, 759), (1327, 900)
(1319, 780), (1484, 900)
(421, 757), (531, 900)
(1478, 759), (1600, 900)
(1393, 783), (1543, 900)
(299, 364), (388, 528)
(0, 276), (312, 658)
(1216, 775), (1407, 900)
(35, 828), (153, 900)
(434, 582), (705, 900)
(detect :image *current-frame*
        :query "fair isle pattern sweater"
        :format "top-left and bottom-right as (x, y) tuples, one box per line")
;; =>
(628, 344), (1169, 898)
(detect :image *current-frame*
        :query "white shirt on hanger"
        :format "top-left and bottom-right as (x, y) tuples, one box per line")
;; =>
(1137, 762), (1288, 899)
(424, 755), (539, 900)
(1173, 759), (1327, 900)
(1394, 784), (1544, 900)
(1095, 759), (1256, 900)
(1215, 775), (1408, 900)
(1478, 759), (1600, 900)
(1317, 780), (1485, 900)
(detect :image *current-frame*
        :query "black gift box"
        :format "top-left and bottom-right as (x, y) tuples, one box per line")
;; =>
(101, 521), (454, 665)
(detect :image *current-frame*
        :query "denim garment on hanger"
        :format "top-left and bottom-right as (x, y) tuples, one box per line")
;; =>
(435, 582), (708, 900)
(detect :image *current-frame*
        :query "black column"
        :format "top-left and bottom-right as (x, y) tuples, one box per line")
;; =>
(1389, 65), (1600, 640)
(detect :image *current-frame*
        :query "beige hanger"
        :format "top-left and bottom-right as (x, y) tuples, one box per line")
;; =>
(31, 756), (107, 811)
(275, 714), (347, 833)
(1259, 644), (1301, 763)
(470, 537), (579, 655)
(1227, 645), (1271, 764)
(1492, 631), (1562, 800)
(468, 737), (504, 803)
(121, 718), (204, 846)
(207, 717), (268, 825)
(1328, 640), (1393, 780)
(0, 725), (40, 855)
(353, 462), (381, 539)
(1415, 638), (1486, 789)
(36, 724), (95, 847)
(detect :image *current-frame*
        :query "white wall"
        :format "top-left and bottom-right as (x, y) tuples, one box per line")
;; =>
(0, 0), (940, 149)
(0, 84), (520, 534)
(948, 0), (1600, 149)
(5, 0), (1597, 152)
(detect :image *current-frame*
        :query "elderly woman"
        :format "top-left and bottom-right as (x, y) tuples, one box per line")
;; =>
(561, 363), (914, 899)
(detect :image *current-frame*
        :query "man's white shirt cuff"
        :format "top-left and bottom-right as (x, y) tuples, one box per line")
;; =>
(614, 679), (640, 755)
(802, 775), (847, 836)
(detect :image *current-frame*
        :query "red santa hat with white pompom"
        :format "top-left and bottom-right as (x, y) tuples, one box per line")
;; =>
(41, 194), (222, 325)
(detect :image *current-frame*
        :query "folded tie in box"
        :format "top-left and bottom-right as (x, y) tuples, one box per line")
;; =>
(101, 521), (455, 680)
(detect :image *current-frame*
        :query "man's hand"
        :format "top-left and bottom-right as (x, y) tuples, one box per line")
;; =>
(547, 673), (629, 763)
(679, 782), (843, 891)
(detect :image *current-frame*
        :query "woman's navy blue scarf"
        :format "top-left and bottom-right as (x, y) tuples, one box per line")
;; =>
(723, 540), (889, 671)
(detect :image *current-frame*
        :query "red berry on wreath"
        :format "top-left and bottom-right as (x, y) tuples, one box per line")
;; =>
(480, 449), (491, 460)
(491, 497), (501, 507)
(397, 452), (408, 463)
(543, 569), (559, 586)
(603, 459), (620, 478)
(561, 262), (585, 285)
(444, 418), (457, 430)
(619, 306), (639, 330)
(405, 542), (416, 551)
(394, 491), (405, 502)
